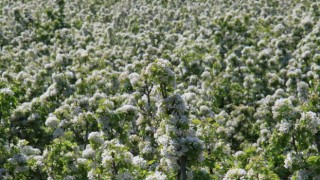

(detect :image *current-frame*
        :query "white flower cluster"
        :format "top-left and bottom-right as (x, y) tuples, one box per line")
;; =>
(128, 72), (140, 87)
(293, 169), (311, 180)
(300, 111), (320, 134)
(64, 175), (77, 180)
(87, 169), (99, 180)
(101, 151), (113, 168)
(145, 171), (167, 180)
(284, 152), (303, 169)
(8, 154), (28, 164)
(144, 59), (175, 85)
(234, 151), (244, 159)
(278, 120), (291, 133)
(223, 168), (247, 180)
(297, 81), (309, 102)
(272, 98), (296, 119)
(20, 146), (41, 156)
(82, 145), (96, 159)
(132, 156), (147, 168)
(116, 171), (133, 180)
(139, 141), (153, 155)
(164, 94), (187, 115)
(0, 87), (14, 96)
(181, 92), (197, 105)
(101, 140), (134, 169)
(115, 104), (137, 114)
(88, 132), (104, 145)
(45, 113), (59, 129)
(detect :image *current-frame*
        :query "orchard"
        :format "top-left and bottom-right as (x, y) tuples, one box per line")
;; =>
(0, 0), (320, 179)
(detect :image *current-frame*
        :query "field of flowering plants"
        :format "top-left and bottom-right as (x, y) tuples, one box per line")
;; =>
(0, 0), (320, 179)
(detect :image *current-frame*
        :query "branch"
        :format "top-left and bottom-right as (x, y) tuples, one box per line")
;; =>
(111, 152), (118, 176)
(292, 134), (298, 153)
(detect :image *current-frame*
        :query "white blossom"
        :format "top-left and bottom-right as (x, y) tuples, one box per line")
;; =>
(128, 72), (140, 87)
(8, 154), (28, 164)
(115, 105), (137, 114)
(0, 88), (14, 96)
(301, 111), (320, 134)
(284, 152), (294, 169)
(132, 156), (146, 168)
(82, 145), (96, 159)
(88, 132), (104, 144)
(277, 121), (291, 133)
(223, 168), (247, 180)
(87, 169), (98, 180)
(146, 171), (167, 180)
(20, 146), (41, 156)
(64, 176), (76, 180)
(284, 152), (303, 169)
(45, 113), (59, 128)
(116, 172), (133, 180)
(272, 98), (295, 119)
(76, 158), (87, 165)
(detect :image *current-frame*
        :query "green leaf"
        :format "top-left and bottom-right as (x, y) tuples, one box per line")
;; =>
(192, 119), (202, 125)
(147, 160), (156, 165)
(307, 156), (320, 166)
(207, 117), (214, 122)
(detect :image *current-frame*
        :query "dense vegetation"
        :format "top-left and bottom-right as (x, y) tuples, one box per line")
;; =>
(0, 0), (320, 179)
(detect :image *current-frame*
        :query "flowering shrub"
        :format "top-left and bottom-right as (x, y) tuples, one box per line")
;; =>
(1, 0), (320, 179)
